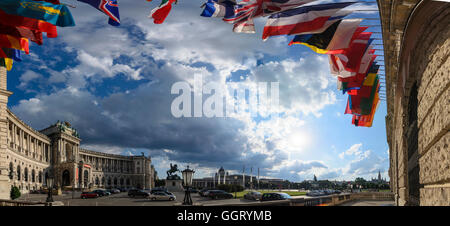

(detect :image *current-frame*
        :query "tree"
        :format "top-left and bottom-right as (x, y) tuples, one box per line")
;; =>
(10, 186), (21, 200)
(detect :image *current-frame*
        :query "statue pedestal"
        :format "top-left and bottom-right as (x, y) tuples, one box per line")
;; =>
(165, 179), (184, 192)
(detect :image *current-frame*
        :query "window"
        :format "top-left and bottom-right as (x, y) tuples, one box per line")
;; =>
(9, 163), (13, 180)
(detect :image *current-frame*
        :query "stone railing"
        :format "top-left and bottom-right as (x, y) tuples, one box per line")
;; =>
(204, 192), (394, 206)
(0, 199), (46, 206)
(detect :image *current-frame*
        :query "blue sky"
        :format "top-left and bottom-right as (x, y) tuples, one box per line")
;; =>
(5, 0), (389, 182)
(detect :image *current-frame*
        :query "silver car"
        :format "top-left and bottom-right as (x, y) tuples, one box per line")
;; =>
(149, 191), (176, 201)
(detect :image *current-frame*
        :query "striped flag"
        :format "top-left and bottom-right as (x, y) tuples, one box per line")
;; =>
(262, 0), (318, 16)
(262, 2), (355, 40)
(233, 18), (255, 33)
(289, 19), (362, 54)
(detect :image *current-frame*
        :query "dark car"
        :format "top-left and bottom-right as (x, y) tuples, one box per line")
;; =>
(81, 192), (99, 199)
(128, 189), (150, 198)
(187, 188), (199, 193)
(260, 192), (292, 201)
(244, 191), (262, 200)
(207, 190), (233, 199)
(199, 188), (211, 197)
(93, 189), (108, 197)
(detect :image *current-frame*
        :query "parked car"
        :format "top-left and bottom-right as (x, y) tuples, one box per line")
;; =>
(109, 188), (121, 194)
(333, 190), (342, 194)
(207, 190), (233, 199)
(151, 187), (168, 194)
(149, 191), (176, 201)
(128, 189), (150, 198)
(93, 189), (109, 197)
(244, 191), (262, 200)
(81, 192), (99, 199)
(260, 192), (292, 201)
(199, 188), (211, 197)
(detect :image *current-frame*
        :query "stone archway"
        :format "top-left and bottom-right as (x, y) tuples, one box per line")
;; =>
(62, 170), (71, 187)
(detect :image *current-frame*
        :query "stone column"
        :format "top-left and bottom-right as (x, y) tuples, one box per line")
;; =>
(0, 67), (13, 199)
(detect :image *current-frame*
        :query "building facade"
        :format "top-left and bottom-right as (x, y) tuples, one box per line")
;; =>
(0, 67), (155, 199)
(379, 0), (449, 205)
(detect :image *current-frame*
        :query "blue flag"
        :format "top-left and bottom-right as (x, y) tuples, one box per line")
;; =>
(78, 0), (121, 26)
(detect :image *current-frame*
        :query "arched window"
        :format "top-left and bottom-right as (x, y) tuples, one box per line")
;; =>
(114, 177), (118, 186)
(39, 171), (42, 183)
(31, 169), (35, 182)
(107, 177), (111, 186)
(95, 177), (99, 185)
(126, 178), (130, 186)
(101, 177), (105, 185)
(120, 178), (124, 185)
(24, 167), (28, 182)
(9, 162), (13, 180)
(17, 166), (21, 181)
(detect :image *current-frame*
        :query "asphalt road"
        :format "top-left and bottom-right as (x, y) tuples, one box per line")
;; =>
(17, 191), (263, 206)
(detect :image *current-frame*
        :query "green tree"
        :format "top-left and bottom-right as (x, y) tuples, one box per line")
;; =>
(10, 186), (21, 200)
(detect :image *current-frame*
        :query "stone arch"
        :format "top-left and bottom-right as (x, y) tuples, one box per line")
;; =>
(62, 170), (71, 187)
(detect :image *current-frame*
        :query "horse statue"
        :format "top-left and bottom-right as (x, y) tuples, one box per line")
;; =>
(166, 163), (180, 179)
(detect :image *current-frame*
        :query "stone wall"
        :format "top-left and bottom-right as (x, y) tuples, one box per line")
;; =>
(380, 0), (450, 206)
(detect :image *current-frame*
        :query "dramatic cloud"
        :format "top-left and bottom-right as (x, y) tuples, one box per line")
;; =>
(8, 0), (388, 181)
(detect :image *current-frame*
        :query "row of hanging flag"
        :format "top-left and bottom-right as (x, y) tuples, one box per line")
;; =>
(199, 0), (382, 127)
(0, 0), (382, 127)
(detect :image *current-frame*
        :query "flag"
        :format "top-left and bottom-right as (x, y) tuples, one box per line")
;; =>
(262, 2), (355, 40)
(0, 0), (75, 27)
(288, 9), (352, 36)
(222, 0), (264, 25)
(0, 35), (29, 54)
(78, 0), (120, 26)
(262, 0), (318, 16)
(289, 19), (362, 54)
(201, 0), (236, 18)
(0, 24), (43, 45)
(334, 31), (373, 73)
(233, 18), (255, 33)
(149, 0), (176, 24)
(0, 9), (58, 38)
(2, 48), (22, 62)
(0, 57), (14, 71)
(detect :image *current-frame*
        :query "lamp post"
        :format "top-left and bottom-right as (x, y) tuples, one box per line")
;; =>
(234, 176), (238, 199)
(182, 165), (195, 205)
(46, 175), (54, 204)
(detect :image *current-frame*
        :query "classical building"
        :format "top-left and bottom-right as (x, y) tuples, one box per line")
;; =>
(379, 0), (449, 205)
(0, 67), (155, 199)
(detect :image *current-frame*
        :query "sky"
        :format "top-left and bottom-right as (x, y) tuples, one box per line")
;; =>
(5, 0), (389, 182)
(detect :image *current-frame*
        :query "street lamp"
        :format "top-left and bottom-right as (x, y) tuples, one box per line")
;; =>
(182, 165), (195, 205)
(46, 175), (54, 203)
